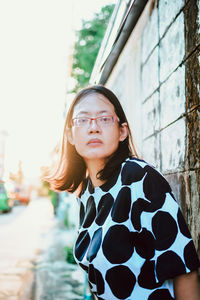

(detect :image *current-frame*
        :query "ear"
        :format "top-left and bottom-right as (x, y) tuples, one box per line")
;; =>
(119, 122), (129, 142)
(67, 128), (75, 145)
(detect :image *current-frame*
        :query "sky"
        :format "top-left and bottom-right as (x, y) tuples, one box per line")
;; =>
(0, 0), (116, 180)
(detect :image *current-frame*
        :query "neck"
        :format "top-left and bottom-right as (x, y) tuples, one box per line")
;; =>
(85, 159), (106, 187)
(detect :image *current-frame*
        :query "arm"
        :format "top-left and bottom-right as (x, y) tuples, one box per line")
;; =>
(173, 271), (200, 300)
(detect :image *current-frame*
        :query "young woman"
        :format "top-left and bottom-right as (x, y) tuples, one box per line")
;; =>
(48, 85), (200, 299)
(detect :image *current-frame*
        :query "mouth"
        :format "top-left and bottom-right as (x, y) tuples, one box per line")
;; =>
(87, 139), (103, 146)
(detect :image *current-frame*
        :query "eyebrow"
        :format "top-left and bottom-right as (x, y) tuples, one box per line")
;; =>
(76, 110), (111, 116)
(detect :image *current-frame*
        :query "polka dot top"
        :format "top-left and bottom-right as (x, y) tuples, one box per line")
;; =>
(74, 157), (200, 300)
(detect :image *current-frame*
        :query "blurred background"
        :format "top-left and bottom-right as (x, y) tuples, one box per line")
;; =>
(0, 1), (116, 299)
(0, 0), (115, 202)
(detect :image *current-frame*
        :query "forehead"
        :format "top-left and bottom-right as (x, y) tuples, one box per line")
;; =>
(73, 93), (115, 116)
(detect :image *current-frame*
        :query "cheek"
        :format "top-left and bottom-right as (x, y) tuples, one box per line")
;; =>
(72, 130), (86, 153)
(110, 127), (121, 142)
(111, 138), (120, 152)
(71, 128), (83, 143)
(105, 130), (120, 151)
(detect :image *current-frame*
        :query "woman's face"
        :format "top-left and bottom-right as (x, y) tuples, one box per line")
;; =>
(68, 93), (128, 166)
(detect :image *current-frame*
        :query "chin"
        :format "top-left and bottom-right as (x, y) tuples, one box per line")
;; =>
(78, 146), (118, 162)
(83, 151), (116, 162)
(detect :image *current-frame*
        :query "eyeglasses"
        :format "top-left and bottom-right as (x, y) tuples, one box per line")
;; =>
(71, 115), (119, 127)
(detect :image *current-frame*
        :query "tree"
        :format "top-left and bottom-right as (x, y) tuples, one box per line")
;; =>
(71, 4), (115, 92)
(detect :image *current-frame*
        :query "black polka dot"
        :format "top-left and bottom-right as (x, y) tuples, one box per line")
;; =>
(121, 161), (145, 185)
(111, 187), (131, 223)
(87, 228), (102, 262)
(146, 193), (166, 212)
(79, 263), (88, 273)
(138, 260), (162, 289)
(148, 289), (174, 300)
(102, 225), (135, 264)
(79, 202), (85, 227)
(143, 166), (171, 200)
(74, 230), (90, 261)
(82, 196), (96, 228)
(96, 193), (114, 226)
(152, 211), (178, 250)
(88, 264), (96, 284)
(156, 251), (186, 282)
(88, 264), (105, 295)
(177, 209), (191, 238)
(184, 240), (200, 271)
(132, 228), (155, 259)
(131, 198), (149, 231)
(105, 265), (136, 299)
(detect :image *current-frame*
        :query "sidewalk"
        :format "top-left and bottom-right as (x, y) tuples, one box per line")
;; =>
(0, 197), (54, 300)
(32, 217), (86, 300)
(0, 195), (89, 300)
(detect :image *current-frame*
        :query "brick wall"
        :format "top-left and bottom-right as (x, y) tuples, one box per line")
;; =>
(141, 0), (200, 251)
(106, 0), (200, 253)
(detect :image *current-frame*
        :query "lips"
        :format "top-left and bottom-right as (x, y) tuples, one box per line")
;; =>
(87, 138), (103, 146)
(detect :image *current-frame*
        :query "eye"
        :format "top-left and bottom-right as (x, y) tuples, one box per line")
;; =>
(79, 118), (88, 124)
(100, 116), (112, 124)
(75, 117), (89, 126)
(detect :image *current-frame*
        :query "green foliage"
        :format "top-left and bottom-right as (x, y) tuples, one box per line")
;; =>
(71, 4), (115, 92)
(63, 245), (77, 264)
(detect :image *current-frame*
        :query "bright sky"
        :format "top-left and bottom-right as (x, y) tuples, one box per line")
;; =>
(0, 0), (116, 180)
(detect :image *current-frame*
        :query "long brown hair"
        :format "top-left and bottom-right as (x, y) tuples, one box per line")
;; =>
(46, 85), (138, 193)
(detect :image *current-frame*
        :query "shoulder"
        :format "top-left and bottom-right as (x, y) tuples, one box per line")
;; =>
(121, 157), (171, 198)
(120, 157), (149, 185)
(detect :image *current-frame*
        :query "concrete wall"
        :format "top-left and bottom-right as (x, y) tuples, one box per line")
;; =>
(106, 0), (200, 254)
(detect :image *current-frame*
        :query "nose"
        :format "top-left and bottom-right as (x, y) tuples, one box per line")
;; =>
(88, 118), (101, 133)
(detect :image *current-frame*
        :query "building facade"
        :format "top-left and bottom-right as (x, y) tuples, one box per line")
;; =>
(91, 0), (200, 255)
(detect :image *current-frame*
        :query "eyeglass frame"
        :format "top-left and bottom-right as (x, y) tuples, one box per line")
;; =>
(71, 115), (120, 128)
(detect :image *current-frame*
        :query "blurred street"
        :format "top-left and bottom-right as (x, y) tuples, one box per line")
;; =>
(0, 196), (54, 299)
(0, 205), (26, 226)
(0, 196), (85, 300)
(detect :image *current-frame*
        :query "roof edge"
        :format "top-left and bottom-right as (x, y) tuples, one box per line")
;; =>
(91, 0), (148, 85)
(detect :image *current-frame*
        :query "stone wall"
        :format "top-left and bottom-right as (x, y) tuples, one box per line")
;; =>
(106, 0), (200, 254)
